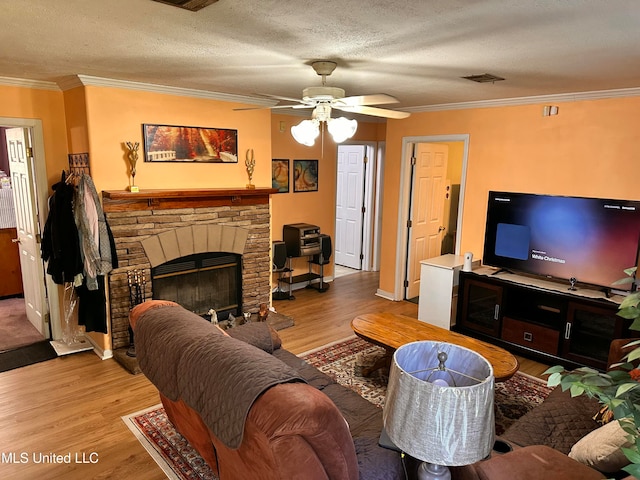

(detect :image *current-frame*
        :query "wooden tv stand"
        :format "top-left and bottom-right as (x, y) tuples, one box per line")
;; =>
(455, 268), (631, 371)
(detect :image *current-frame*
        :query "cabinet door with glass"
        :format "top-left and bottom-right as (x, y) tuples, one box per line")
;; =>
(561, 302), (626, 370)
(458, 277), (503, 337)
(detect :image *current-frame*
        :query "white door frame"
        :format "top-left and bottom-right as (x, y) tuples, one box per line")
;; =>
(335, 140), (379, 272)
(393, 134), (470, 301)
(372, 141), (385, 271)
(1, 117), (60, 339)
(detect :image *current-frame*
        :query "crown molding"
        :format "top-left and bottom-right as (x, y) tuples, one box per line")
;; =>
(62, 74), (276, 107)
(404, 87), (640, 113)
(2, 74), (639, 112)
(0, 76), (60, 91)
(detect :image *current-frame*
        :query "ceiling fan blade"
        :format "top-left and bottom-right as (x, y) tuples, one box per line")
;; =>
(336, 94), (399, 106)
(233, 104), (303, 111)
(258, 93), (307, 104)
(335, 105), (410, 119)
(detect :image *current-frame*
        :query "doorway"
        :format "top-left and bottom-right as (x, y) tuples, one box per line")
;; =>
(0, 118), (58, 347)
(334, 141), (383, 274)
(394, 135), (469, 301)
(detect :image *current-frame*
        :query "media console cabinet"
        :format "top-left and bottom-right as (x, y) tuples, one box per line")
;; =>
(455, 268), (632, 371)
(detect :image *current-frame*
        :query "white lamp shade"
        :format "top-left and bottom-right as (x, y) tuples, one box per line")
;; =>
(291, 119), (320, 146)
(327, 117), (358, 143)
(383, 341), (495, 466)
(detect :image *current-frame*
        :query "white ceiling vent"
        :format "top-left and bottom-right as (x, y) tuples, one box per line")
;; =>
(151, 0), (218, 11)
(462, 73), (506, 84)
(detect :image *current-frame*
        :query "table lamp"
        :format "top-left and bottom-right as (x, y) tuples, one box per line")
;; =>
(383, 341), (495, 480)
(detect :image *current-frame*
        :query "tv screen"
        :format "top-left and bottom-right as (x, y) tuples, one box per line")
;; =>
(483, 192), (640, 291)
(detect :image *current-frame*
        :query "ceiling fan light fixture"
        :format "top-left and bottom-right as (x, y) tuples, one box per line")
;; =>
(291, 119), (320, 146)
(327, 117), (358, 143)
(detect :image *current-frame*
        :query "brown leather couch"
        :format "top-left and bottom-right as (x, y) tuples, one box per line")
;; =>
(130, 300), (403, 480)
(452, 339), (637, 480)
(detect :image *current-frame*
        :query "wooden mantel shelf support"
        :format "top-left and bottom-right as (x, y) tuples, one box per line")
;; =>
(102, 187), (277, 212)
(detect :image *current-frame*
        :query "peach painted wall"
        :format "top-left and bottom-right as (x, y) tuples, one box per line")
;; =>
(63, 87), (90, 153)
(270, 113), (383, 275)
(81, 86), (272, 192)
(380, 96), (640, 295)
(0, 85), (69, 186)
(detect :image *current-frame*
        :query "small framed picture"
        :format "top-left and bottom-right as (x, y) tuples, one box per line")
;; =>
(271, 159), (289, 193)
(293, 160), (318, 192)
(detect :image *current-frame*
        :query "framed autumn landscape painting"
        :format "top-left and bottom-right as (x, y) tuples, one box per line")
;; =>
(143, 124), (238, 163)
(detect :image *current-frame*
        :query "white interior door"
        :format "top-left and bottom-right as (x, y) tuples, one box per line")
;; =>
(406, 143), (449, 299)
(335, 145), (366, 269)
(6, 127), (47, 335)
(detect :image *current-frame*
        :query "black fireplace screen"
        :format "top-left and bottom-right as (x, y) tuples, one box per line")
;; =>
(151, 252), (242, 319)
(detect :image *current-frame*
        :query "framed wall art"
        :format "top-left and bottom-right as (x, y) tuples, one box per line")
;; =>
(271, 159), (289, 193)
(143, 124), (238, 163)
(293, 159), (318, 192)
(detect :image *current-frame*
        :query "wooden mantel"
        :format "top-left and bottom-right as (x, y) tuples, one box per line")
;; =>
(102, 187), (277, 212)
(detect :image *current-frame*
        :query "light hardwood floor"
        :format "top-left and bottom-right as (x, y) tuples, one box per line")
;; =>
(0, 271), (549, 479)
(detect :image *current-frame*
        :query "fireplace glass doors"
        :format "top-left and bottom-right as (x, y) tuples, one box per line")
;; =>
(151, 252), (242, 319)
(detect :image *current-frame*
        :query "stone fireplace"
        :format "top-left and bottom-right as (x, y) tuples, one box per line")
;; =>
(102, 188), (275, 350)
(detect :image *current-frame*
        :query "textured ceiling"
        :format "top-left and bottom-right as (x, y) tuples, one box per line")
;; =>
(1, 0), (640, 113)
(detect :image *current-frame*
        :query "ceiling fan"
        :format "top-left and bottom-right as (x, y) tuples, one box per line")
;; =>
(262, 61), (410, 120)
(238, 61), (410, 146)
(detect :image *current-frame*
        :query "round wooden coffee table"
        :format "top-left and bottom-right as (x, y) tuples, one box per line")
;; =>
(351, 312), (519, 382)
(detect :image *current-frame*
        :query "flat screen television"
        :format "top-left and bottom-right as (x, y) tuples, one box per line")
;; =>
(482, 191), (640, 292)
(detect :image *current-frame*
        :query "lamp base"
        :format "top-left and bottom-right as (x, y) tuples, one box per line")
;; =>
(417, 462), (451, 480)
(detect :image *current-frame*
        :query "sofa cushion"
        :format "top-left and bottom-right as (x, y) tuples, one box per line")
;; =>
(464, 445), (606, 480)
(353, 436), (403, 480)
(569, 420), (632, 473)
(272, 348), (336, 390)
(226, 321), (281, 353)
(501, 385), (600, 454)
(319, 383), (384, 438)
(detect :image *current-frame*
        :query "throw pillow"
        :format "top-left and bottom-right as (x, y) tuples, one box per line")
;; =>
(226, 321), (281, 353)
(568, 419), (632, 473)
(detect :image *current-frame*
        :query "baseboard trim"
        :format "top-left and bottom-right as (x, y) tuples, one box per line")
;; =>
(375, 289), (396, 301)
(83, 335), (113, 360)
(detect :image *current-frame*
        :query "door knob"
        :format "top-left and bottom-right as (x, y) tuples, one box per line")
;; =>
(11, 238), (20, 244)
(438, 226), (446, 233)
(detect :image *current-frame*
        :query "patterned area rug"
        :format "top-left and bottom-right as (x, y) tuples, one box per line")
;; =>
(123, 336), (552, 479)
(301, 337), (553, 435)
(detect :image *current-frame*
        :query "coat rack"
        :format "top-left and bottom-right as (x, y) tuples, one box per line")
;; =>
(68, 153), (91, 177)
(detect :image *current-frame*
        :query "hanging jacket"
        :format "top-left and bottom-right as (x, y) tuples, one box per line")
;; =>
(41, 171), (83, 284)
(74, 173), (114, 290)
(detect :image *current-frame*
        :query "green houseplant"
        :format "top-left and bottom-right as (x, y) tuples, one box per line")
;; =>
(546, 267), (640, 478)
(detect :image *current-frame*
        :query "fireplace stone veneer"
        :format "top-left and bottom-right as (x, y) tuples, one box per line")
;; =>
(102, 188), (275, 350)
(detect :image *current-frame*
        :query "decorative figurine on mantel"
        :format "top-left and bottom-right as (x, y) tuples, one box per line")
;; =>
(245, 148), (256, 189)
(125, 141), (140, 192)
